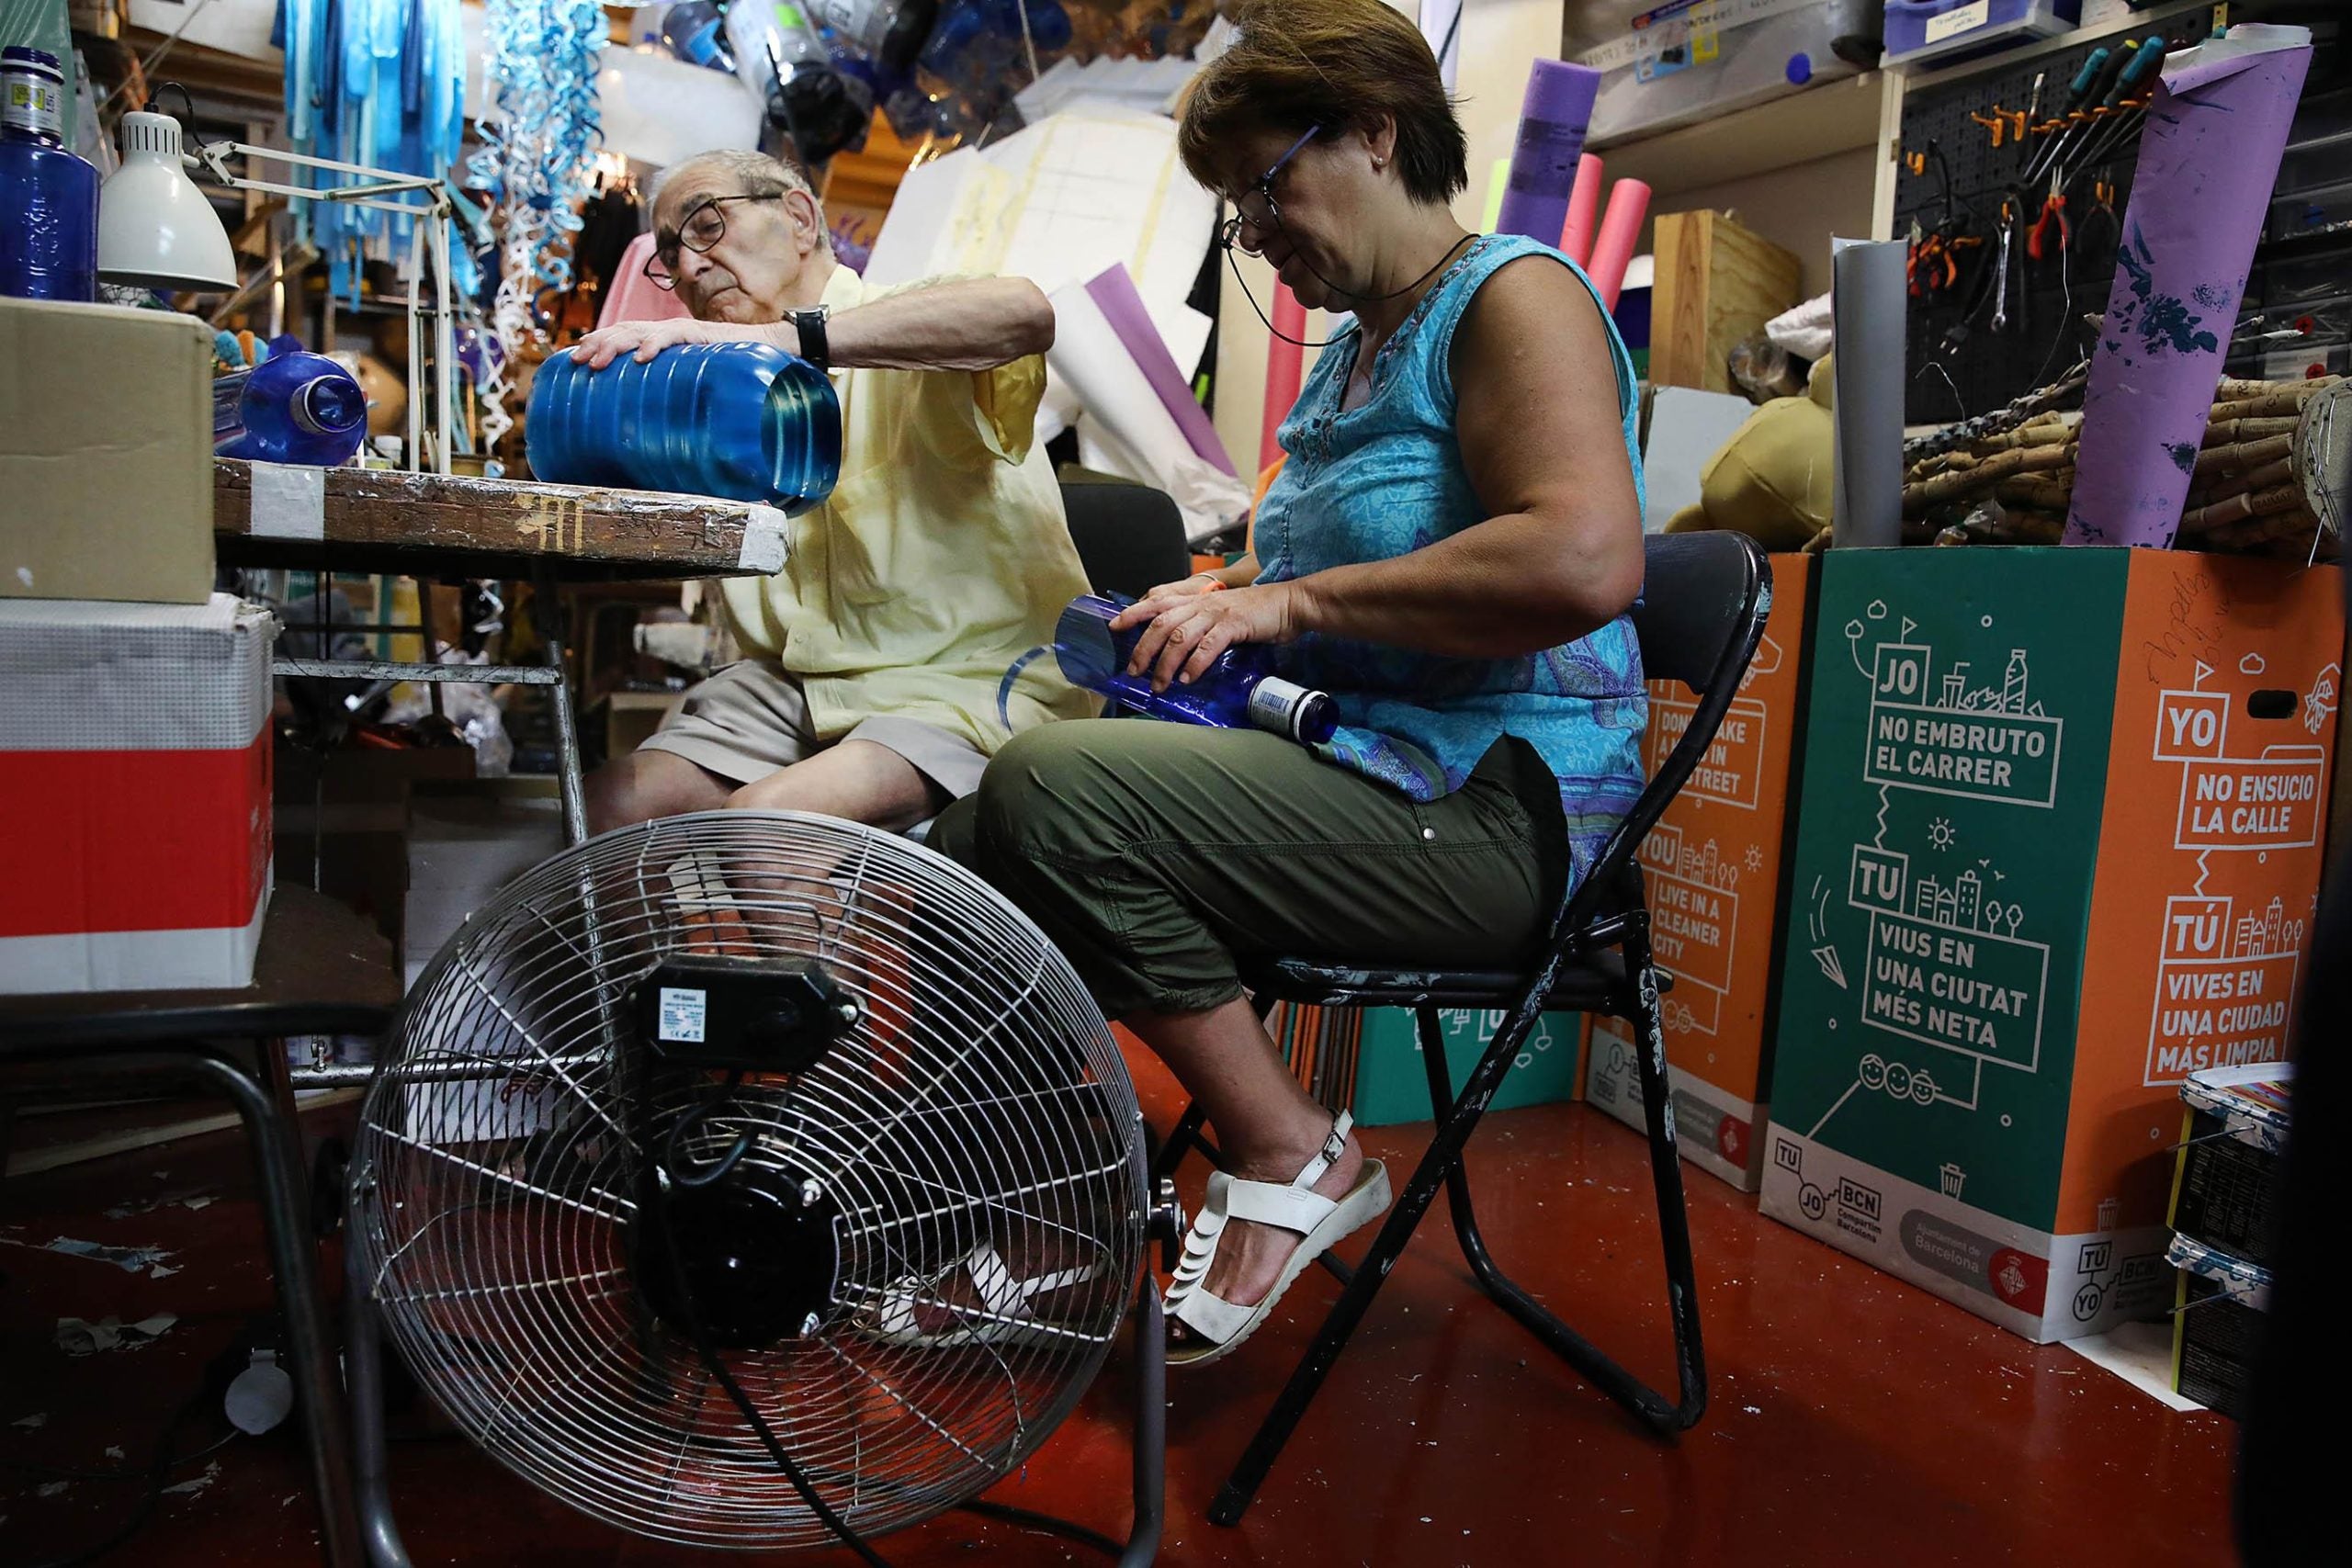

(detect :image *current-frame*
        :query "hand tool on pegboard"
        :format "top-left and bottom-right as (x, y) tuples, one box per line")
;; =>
(2018, 46), (2112, 188)
(2024, 39), (2137, 189)
(2065, 38), (2172, 187)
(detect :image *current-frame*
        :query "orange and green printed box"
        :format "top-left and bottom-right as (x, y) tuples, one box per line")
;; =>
(1760, 548), (2341, 1342)
(1586, 552), (1817, 1190)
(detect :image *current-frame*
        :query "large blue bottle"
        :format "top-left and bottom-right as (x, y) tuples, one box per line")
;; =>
(0, 47), (99, 302)
(526, 343), (842, 513)
(1054, 593), (1337, 744)
(213, 352), (370, 466)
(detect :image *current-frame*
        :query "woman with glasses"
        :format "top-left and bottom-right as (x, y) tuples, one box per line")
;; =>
(566, 149), (1095, 839)
(932, 0), (1649, 1366)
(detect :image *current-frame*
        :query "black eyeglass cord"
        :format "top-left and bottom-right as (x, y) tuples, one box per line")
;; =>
(1225, 229), (1477, 349)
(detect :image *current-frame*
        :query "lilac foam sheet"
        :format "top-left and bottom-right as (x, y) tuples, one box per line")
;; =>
(2065, 25), (2312, 548)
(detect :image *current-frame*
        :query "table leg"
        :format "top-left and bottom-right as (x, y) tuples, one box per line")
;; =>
(414, 579), (444, 722)
(537, 563), (588, 846)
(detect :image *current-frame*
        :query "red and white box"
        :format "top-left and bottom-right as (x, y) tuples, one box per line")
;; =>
(0, 593), (275, 993)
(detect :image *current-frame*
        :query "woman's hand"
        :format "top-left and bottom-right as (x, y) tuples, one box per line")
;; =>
(1115, 581), (1306, 692)
(568, 317), (745, 369)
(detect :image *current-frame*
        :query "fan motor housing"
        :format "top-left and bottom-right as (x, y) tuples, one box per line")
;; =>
(631, 954), (857, 1073)
(636, 1170), (842, 1349)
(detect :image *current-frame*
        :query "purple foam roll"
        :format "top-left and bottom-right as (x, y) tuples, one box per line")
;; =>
(1495, 59), (1601, 245)
(2065, 26), (2313, 548)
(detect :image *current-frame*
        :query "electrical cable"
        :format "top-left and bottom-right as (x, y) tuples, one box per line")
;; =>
(662, 1069), (753, 1189)
(18, 1393), (221, 1568)
(649, 1140), (895, 1568)
(957, 1497), (1125, 1558)
(1, 1423), (238, 1483)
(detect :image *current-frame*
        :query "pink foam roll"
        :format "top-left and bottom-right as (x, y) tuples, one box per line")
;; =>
(1559, 154), (1604, 267)
(1260, 282), (1307, 471)
(1587, 178), (1651, 310)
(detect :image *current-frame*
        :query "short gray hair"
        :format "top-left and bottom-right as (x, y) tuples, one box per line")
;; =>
(652, 150), (831, 253)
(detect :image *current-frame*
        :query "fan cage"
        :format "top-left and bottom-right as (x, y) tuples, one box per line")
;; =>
(349, 812), (1148, 1550)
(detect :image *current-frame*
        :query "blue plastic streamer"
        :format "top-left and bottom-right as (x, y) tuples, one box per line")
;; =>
(274, 0), (466, 306)
(468, 0), (605, 337)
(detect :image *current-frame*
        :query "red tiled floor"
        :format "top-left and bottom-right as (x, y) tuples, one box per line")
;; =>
(2, 1068), (2239, 1567)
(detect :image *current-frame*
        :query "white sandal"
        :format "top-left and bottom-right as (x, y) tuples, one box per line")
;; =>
(864, 1242), (1102, 1350)
(1165, 1112), (1391, 1368)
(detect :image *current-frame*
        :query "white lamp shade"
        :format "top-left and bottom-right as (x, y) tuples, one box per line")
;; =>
(97, 111), (237, 292)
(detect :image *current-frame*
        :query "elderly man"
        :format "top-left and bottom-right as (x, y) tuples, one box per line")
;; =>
(570, 149), (1094, 835)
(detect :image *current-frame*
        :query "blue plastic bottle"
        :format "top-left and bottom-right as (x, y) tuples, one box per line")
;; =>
(526, 343), (842, 513)
(0, 47), (98, 302)
(213, 352), (370, 466)
(658, 1), (736, 73)
(1054, 593), (1338, 744)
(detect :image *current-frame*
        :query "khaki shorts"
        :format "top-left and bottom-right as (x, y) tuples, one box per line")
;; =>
(639, 659), (989, 800)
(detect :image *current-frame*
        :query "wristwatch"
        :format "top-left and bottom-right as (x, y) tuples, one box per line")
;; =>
(786, 304), (831, 370)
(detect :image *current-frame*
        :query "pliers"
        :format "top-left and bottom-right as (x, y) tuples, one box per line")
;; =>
(2029, 171), (2071, 265)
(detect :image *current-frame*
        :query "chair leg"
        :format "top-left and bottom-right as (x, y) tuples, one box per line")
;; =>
(1623, 922), (1709, 1431)
(1208, 1000), (1536, 1527)
(1414, 998), (1703, 1436)
(1148, 1100), (1210, 1185)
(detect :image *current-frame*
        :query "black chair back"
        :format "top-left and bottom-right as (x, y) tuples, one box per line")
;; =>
(1558, 532), (1773, 935)
(1058, 479), (1193, 601)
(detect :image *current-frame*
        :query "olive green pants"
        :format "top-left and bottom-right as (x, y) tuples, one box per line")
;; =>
(928, 720), (1569, 1019)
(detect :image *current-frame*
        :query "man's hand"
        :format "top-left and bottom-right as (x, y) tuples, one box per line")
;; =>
(1116, 581), (1305, 692)
(569, 317), (754, 369)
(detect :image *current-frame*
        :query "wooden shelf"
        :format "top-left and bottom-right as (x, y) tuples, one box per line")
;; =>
(1590, 71), (1893, 197)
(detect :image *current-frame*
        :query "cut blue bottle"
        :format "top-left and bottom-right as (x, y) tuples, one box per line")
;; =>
(526, 343), (842, 514)
(1051, 593), (1338, 744)
(213, 351), (370, 466)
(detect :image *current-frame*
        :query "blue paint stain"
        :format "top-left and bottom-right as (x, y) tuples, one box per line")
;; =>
(2165, 441), (2199, 473)
(2111, 234), (2219, 357)
(2143, 295), (2221, 356)
(2193, 283), (2227, 310)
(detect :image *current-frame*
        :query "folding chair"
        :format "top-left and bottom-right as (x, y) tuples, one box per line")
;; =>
(1150, 531), (1773, 1526)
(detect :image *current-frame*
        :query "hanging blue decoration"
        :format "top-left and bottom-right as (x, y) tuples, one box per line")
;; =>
(467, 0), (605, 349)
(275, 0), (467, 306)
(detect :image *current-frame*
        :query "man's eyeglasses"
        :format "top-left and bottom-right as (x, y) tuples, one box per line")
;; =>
(644, 191), (784, 290)
(1217, 126), (1319, 257)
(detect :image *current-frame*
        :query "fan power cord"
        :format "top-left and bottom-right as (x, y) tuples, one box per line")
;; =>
(663, 1068), (754, 1189)
(652, 1080), (1132, 1564)
(17, 1392), (233, 1568)
(650, 1154), (898, 1568)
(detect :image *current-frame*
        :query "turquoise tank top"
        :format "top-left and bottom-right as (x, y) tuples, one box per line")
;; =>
(1256, 232), (1649, 886)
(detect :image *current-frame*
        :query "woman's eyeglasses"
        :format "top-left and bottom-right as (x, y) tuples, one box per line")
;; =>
(644, 192), (784, 290)
(1217, 126), (1319, 256)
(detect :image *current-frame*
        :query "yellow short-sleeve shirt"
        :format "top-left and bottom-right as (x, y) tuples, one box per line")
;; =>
(717, 265), (1098, 750)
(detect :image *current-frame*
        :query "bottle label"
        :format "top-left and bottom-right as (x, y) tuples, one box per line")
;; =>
(4, 75), (64, 139)
(1249, 677), (1313, 741)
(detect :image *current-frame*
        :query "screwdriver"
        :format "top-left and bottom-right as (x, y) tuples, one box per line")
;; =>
(2069, 37), (2172, 182)
(2023, 44), (2120, 189)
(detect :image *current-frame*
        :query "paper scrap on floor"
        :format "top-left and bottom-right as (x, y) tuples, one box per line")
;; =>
(2064, 1320), (2206, 1413)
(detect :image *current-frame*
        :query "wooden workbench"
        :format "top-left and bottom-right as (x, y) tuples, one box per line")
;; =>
(213, 458), (787, 843)
(212, 459), (788, 582)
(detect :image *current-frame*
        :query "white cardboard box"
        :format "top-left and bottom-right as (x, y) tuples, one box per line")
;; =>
(0, 594), (274, 992)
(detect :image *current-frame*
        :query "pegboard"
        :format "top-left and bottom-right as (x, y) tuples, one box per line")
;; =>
(1896, 12), (2227, 424)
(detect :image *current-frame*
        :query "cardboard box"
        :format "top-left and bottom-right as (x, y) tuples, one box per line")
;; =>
(0, 297), (214, 605)
(1587, 552), (1816, 1190)
(0, 593), (274, 992)
(1760, 550), (2340, 1341)
(1272, 1003), (1585, 1129)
